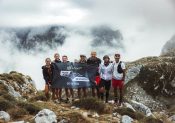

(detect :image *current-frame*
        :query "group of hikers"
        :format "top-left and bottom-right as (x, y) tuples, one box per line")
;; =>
(42, 51), (126, 106)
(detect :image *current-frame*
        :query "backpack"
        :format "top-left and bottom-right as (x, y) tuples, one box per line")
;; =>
(117, 61), (123, 74)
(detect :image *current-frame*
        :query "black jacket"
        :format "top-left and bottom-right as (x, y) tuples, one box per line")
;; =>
(42, 65), (53, 84)
(87, 57), (101, 66)
(87, 57), (101, 76)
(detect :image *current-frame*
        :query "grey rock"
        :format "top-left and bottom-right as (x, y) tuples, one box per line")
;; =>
(169, 115), (175, 122)
(34, 109), (57, 123)
(0, 111), (10, 122)
(130, 100), (153, 117)
(121, 115), (133, 123)
(125, 65), (142, 84)
(123, 102), (136, 112)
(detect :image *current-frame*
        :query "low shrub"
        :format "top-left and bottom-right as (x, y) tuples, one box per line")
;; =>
(8, 107), (28, 119)
(0, 98), (13, 111)
(17, 101), (41, 115)
(140, 116), (163, 123)
(29, 91), (48, 102)
(73, 97), (109, 114)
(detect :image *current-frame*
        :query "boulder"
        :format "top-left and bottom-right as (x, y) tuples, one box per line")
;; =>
(169, 115), (175, 122)
(123, 102), (136, 112)
(121, 115), (133, 123)
(34, 109), (57, 123)
(130, 100), (153, 117)
(125, 65), (142, 84)
(0, 111), (10, 122)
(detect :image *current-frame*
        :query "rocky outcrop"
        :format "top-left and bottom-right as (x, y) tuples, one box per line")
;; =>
(0, 71), (37, 99)
(125, 56), (175, 110)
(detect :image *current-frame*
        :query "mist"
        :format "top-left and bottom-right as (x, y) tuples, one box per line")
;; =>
(0, 25), (124, 90)
(0, 0), (175, 89)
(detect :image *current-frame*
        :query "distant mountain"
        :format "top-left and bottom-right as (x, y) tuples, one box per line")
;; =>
(91, 25), (123, 48)
(0, 25), (124, 53)
(0, 26), (66, 52)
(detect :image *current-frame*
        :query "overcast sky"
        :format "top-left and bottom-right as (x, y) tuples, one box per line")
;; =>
(0, 0), (175, 60)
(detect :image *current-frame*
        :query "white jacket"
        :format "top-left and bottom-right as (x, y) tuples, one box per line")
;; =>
(99, 63), (113, 81)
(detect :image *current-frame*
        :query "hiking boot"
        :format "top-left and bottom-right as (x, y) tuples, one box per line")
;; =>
(65, 98), (69, 103)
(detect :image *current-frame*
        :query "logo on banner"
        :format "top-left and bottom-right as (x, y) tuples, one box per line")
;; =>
(60, 71), (71, 77)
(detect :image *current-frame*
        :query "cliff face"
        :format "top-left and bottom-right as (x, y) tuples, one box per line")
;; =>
(125, 56), (175, 110)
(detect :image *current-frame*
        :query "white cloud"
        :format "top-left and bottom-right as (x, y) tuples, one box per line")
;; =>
(0, 0), (88, 27)
(0, 0), (175, 89)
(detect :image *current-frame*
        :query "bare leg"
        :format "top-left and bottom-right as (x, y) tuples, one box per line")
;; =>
(78, 88), (81, 98)
(59, 88), (62, 101)
(92, 87), (96, 97)
(51, 88), (55, 100)
(83, 88), (87, 97)
(45, 84), (50, 100)
(65, 88), (69, 99)
(55, 88), (59, 100)
(70, 88), (74, 100)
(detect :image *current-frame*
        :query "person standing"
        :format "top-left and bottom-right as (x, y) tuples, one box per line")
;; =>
(42, 58), (53, 100)
(112, 54), (126, 106)
(62, 55), (74, 103)
(77, 55), (87, 98)
(87, 51), (101, 98)
(52, 53), (61, 101)
(99, 55), (113, 103)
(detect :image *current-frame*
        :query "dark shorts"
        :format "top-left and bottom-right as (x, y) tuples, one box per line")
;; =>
(99, 79), (111, 91)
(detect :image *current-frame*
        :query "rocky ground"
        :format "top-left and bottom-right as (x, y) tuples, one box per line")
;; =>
(0, 65), (174, 123)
